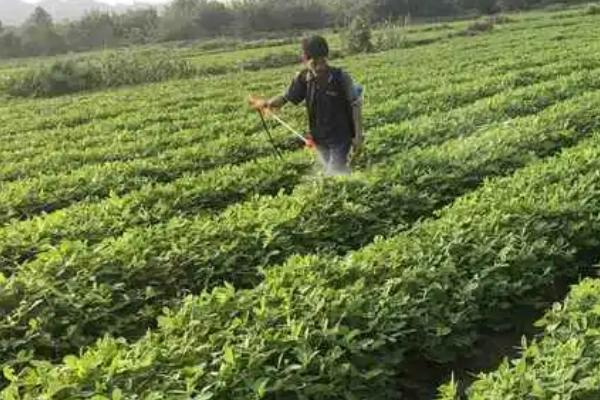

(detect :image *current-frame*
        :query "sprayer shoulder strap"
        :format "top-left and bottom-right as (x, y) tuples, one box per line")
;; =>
(331, 67), (358, 138)
(331, 68), (351, 100)
(304, 69), (317, 129)
(305, 67), (351, 107)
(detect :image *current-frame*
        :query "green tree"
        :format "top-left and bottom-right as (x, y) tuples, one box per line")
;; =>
(64, 11), (115, 51)
(27, 6), (53, 27)
(231, 0), (277, 33)
(497, 0), (527, 10)
(0, 32), (22, 58)
(195, 1), (235, 36)
(461, 0), (499, 14)
(232, 0), (330, 33)
(159, 0), (201, 40)
(279, 0), (329, 29)
(21, 7), (65, 56)
(329, 0), (374, 26)
(344, 15), (373, 54)
(115, 8), (159, 44)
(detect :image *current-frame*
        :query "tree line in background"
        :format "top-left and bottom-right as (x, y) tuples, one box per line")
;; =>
(0, 0), (591, 59)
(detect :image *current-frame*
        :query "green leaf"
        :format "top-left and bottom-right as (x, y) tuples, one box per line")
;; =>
(112, 388), (123, 400)
(253, 377), (269, 398)
(63, 355), (79, 370)
(3, 366), (17, 382)
(223, 346), (235, 364)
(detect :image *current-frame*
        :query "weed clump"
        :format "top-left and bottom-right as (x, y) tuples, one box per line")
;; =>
(373, 20), (405, 51)
(238, 52), (300, 71)
(585, 3), (600, 15)
(455, 18), (496, 37)
(4, 50), (197, 97)
(343, 16), (374, 54)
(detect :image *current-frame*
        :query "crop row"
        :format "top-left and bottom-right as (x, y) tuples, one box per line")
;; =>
(0, 151), (313, 270)
(0, 131), (307, 226)
(6, 104), (600, 399)
(364, 67), (600, 163)
(1, 32), (592, 164)
(2, 45), (594, 179)
(2, 88), (600, 370)
(2, 25), (595, 178)
(0, 96), (254, 159)
(1, 54), (593, 184)
(368, 56), (600, 128)
(2, 56), (599, 222)
(2, 67), (599, 271)
(0, 13), (593, 140)
(0, 96), (246, 153)
(0, 81), (232, 137)
(0, 23), (592, 182)
(0, 114), (261, 182)
(439, 278), (600, 400)
(501, 10), (599, 35)
(0, 59), (576, 225)
(1, 65), (597, 268)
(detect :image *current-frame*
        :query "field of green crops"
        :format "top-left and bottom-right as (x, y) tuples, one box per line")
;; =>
(2, 6), (600, 399)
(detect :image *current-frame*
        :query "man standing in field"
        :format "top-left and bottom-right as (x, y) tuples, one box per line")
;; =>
(252, 35), (363, 176)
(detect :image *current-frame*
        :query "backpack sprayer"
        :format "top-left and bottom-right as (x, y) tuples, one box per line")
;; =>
(248, 95), (315, 159)
(248, 83), (364, 160)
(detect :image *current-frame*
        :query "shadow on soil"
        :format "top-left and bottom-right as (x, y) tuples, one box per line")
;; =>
(396, 277), (574, 400)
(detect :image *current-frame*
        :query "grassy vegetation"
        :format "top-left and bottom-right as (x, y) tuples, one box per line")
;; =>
(3, 51), (197, 97)
(1, 5), (600, 399)
(439, 278), (600, 399)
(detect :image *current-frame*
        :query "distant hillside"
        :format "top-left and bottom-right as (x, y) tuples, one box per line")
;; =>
(0, 0), (161, 26)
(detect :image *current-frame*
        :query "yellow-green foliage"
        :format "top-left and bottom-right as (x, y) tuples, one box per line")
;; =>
(1, 6), (600, 399)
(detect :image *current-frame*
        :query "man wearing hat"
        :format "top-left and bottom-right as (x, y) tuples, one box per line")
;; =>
(253, 35), (364, 176)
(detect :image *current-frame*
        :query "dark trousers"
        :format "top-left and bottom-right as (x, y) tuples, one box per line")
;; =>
(315, 141), (351, 176)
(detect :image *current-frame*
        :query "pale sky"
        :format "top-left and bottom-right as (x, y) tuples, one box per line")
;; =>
(21, 0), (170, 4)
